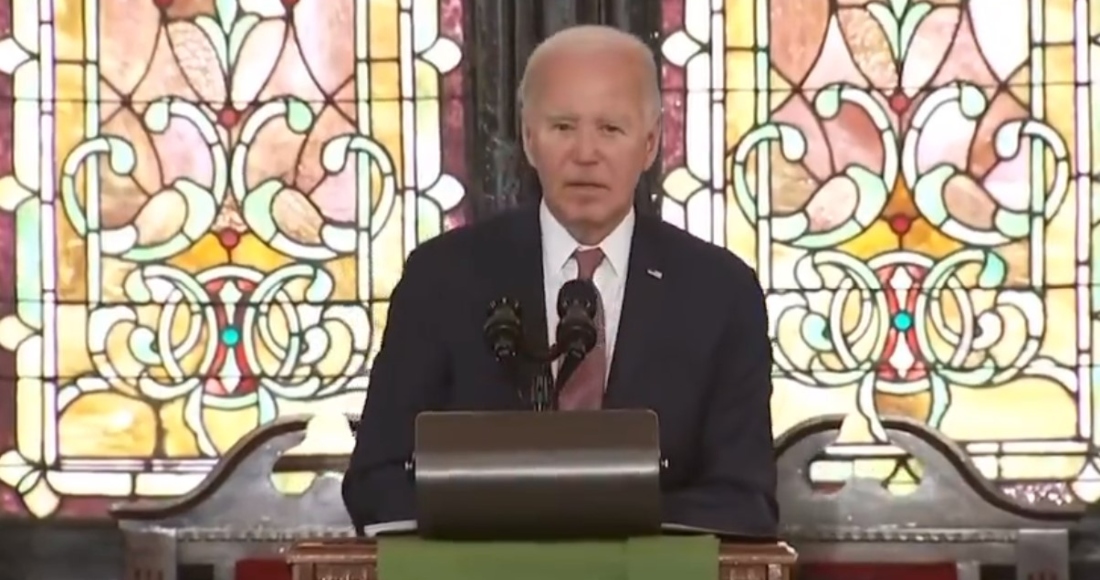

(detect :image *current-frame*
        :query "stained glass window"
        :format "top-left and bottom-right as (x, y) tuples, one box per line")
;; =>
(660, 0), (1097, 502)
(0, 0), (467, 518)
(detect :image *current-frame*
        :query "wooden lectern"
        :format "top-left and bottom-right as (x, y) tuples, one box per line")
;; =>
(286, 538), (798, 580)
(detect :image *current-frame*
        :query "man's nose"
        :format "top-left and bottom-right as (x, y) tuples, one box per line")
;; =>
(570, 131), (600, 164)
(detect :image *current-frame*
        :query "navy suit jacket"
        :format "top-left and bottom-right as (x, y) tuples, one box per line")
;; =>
(342, 204), (778, 535)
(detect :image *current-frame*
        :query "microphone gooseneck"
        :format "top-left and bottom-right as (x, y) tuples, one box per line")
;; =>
(483, 297), (552, 411)
(483, 285), (599, 411)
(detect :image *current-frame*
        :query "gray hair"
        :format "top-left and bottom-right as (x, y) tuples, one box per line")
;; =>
(517, 25), (662, 122)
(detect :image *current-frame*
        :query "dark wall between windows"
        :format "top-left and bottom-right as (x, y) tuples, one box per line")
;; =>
(462, 0), (662, 218)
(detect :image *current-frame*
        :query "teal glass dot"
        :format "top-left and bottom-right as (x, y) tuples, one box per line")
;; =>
(893, 311), (913, 332)
(221, 326), (241, 346)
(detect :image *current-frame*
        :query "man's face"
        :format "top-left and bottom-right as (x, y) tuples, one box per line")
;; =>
(522, 50), (659, 236)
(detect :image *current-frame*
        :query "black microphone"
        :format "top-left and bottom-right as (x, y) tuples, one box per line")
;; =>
(552, 280), (599, 400)
(483, 297), (523, 361)
(555, 279), (599, 358)
(484, 297), (548, 410)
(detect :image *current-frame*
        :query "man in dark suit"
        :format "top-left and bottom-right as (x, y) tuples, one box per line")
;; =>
(343, 25), (777, 535)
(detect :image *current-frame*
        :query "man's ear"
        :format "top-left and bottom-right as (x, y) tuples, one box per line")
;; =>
(643, 117), (662, 169)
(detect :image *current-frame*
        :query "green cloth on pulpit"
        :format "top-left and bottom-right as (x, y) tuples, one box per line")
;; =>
(377, 535), (719, 580)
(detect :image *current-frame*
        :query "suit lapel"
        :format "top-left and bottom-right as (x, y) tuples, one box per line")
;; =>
(480, 205), (548, 408)
(504, 205), (550, 362)
(606, 216), (665, 406)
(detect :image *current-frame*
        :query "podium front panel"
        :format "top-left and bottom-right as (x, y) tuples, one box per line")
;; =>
(413, 409), (662, 540)
(285, 539), (798, 580)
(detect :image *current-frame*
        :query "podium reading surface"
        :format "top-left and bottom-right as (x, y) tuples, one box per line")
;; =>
(285, 538), (798, 580)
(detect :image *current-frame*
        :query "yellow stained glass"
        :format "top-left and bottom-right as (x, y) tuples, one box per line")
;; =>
(660, 0), (1095, 501)
(0, 0), (467, 517)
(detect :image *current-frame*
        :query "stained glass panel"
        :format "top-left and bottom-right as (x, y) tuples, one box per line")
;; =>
(0, 0), (467, 517)
(660, 0), (1097, 502)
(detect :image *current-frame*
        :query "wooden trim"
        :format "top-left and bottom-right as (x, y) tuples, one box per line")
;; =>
(285, 538), (798, 566)
(110, 416), (312, 520)
(774, 414), (1081, 522)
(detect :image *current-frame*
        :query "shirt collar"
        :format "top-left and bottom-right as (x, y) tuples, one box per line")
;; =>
(540, 199), (634, 277)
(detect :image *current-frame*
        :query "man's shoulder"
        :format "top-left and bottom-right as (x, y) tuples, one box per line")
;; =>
(407, 207), (528, 265)
(646, 217), (758, 286)
(645, 218), (767, 328)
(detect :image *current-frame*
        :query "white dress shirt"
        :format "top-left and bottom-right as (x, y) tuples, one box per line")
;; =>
(540, 200), (634, 377)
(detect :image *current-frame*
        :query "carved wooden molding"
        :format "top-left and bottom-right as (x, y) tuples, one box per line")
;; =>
(775, 414), (1082, 540)
(111, 415), (311, 520)
(110, 414), (352, 533)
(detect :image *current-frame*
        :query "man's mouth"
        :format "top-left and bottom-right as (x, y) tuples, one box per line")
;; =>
(566, 181), (607, 189)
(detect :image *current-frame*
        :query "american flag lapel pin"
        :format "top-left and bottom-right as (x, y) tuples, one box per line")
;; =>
(646, 268), (663, 280)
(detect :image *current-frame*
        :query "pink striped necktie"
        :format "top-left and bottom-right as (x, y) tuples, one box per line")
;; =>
(557, 248), (607, 411)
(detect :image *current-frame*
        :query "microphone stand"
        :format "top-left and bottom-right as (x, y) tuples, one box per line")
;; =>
(527, 320), (595, 411)
(523, 344), (560, 412)
(531, 366), (554, 411)
(552, 352), (583, 401)
(525, 347), (584, 412)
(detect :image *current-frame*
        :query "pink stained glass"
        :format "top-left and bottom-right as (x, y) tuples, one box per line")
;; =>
(440, 0), (469, 230)
(0, 0), (19, 517)
(659, 0), (686, 172)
